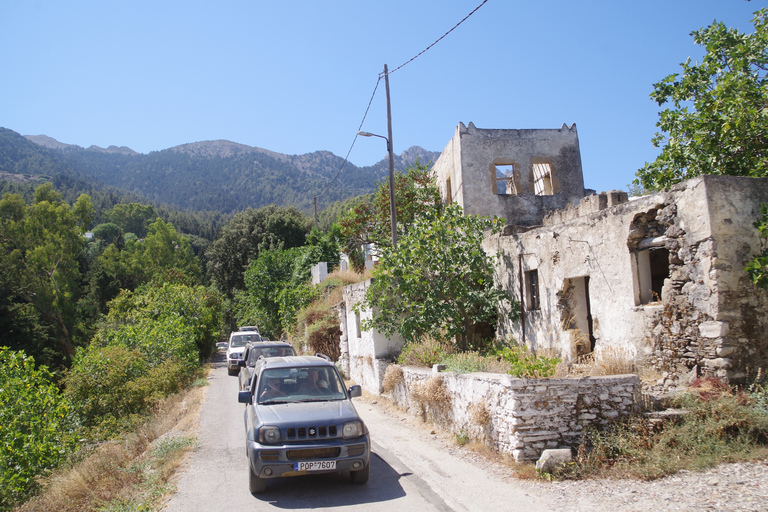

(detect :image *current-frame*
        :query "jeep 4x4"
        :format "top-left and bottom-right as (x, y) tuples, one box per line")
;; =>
(237, 355), (370, 494)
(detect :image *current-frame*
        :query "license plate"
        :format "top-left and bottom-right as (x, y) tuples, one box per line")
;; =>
(294, 460), (336, 471)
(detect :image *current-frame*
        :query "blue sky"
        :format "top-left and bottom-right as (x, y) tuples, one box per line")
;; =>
(0, 0), (762, 195)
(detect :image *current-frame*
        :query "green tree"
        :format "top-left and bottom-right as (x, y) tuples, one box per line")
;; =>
(636, 8), (768, 190)
(206, 205), (310, 297)
(0, 186), (94, 362)
(359, 204), (518, 350)
(0, 348), (77, 509)
(746, 203), (768, 287)
(97, 283), (225, 368)
(338, 162), (442, 269)
(107, 203), (157, 238)
(91, 222), (122, 245)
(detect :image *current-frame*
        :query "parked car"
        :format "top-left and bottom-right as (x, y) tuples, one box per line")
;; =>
(227, 331), (263, 375)
(237, 341), (297, 391)
(237, 355), (370, 494)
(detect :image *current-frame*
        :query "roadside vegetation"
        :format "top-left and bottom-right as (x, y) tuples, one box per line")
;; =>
(540, 374), (768, 481)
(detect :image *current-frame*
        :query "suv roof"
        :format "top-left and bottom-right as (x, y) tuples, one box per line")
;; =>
(257, 355), (333, 368)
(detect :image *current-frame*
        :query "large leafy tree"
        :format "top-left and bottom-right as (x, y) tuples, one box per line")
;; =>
(206, 204), (310, 297)
(238, 230), (340, 338)
(360, 204), (518, 350)
(106, 203), (157, 238)
(0, 348), (77, 508)
(338, 161), (442, 269)
(0, 184), (93, 363)
(636, 8), (768, 190)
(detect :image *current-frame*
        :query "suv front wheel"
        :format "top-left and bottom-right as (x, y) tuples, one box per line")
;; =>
(249, 461), (266, 494)
(350, 463), (370, 484)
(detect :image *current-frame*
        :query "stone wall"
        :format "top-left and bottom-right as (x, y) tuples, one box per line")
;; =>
(484, 175), (768, 391)
(385, 365), (639, 461)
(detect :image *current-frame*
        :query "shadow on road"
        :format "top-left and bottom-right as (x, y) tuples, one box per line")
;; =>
(250, 451), (406, 508)
(209, 348), (227, 369)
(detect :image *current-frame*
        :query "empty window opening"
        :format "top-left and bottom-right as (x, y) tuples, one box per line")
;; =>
(532, 162), (554, 196)
(633, 247), (670, 305)
(445, 177), (453, 205)
(525, 269), (540, 311)
(493, 164), (518, 195)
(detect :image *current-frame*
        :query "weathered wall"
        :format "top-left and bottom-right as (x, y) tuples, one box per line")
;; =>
(431, 122), (586, 225)
(385, 365), (639, 461)
(341, 279), (404, 392)
(485, 175), (768, 390)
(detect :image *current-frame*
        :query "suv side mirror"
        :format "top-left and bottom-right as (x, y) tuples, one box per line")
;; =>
(348, 385), (362, 398)
(238, 391), (253, 404)
(237, 359), (247, 367)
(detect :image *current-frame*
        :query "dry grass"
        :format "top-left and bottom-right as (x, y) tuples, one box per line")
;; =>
(18, 380), (206, 512)
(409, 376), (453, 426)
(382, 364), (404, 393)
(469, 400), (492, 429)
(321, 268), (369, 304)
(554, 346), (638, 378)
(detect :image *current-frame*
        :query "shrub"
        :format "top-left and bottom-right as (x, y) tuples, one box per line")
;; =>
(492, 345), (560, 378)
(397, 336), (454, 367)
(305, 312), (342, 361)
(63, 345), (150, 431)
(0, 348), (78, 509)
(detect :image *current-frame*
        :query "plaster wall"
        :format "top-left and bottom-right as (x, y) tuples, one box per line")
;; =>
(485, 175), (768, 389)
(432, 122), (586, 225)
(341, 280), (405, 393)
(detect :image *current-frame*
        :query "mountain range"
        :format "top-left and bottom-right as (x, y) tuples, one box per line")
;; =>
(0, 127), (439, 215)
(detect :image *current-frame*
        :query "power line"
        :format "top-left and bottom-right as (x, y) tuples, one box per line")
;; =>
(386, 0), (488, 76)
(318, 75), (382, 200)
(316, 0), (489, 209)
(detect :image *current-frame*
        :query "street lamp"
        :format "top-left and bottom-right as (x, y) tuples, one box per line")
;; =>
(357, 130), (397, 248)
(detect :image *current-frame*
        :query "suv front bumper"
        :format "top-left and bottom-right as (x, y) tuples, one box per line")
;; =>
(247, 435), (370, 479)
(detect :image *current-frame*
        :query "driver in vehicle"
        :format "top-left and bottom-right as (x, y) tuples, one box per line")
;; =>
(260, 377), (285, 400)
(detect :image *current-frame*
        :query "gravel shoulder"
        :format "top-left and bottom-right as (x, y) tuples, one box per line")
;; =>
(359, 394), (768, 512)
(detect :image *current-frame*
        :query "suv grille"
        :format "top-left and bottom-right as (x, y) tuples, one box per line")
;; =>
(286, 447), (340, 460)
(286, 425), (338, 439)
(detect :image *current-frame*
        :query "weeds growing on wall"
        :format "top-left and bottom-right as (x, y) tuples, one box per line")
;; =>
(545, 375), (768, 480)
(397, 336), (561, 377)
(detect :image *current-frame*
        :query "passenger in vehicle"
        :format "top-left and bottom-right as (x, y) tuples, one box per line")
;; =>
(260, 377), (286, 400)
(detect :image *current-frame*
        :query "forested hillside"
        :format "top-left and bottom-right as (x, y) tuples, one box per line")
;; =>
(12, 129), (439, 215)
(0, 129), (228, 239)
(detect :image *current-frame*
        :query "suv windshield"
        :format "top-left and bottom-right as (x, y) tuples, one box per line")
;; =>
(230, 333), (261, 347)
(258, 366), (345, 404)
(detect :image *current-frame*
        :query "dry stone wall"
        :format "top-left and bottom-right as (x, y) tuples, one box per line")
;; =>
(385, 365), (639, 461)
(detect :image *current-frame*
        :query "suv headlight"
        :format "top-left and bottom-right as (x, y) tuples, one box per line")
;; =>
(258, 426), (281, 444)
(342, 420), (364, 439)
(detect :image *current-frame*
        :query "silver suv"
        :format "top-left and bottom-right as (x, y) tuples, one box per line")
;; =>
(237, 355), (370, 493)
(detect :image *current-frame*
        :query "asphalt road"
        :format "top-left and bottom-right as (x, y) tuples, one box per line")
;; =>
(161, 351), (555, 512)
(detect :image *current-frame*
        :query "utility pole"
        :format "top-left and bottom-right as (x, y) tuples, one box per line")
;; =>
(384, 64), (397, 248)
(313, 195), (318, 230)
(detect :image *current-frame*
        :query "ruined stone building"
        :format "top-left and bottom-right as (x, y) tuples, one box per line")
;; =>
(431, 122), (768, 390)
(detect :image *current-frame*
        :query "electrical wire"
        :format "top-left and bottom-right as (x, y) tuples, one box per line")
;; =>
(317, 75), (382, 199)
(385, 0), (488, 76)
(317, 0), (489, 204)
